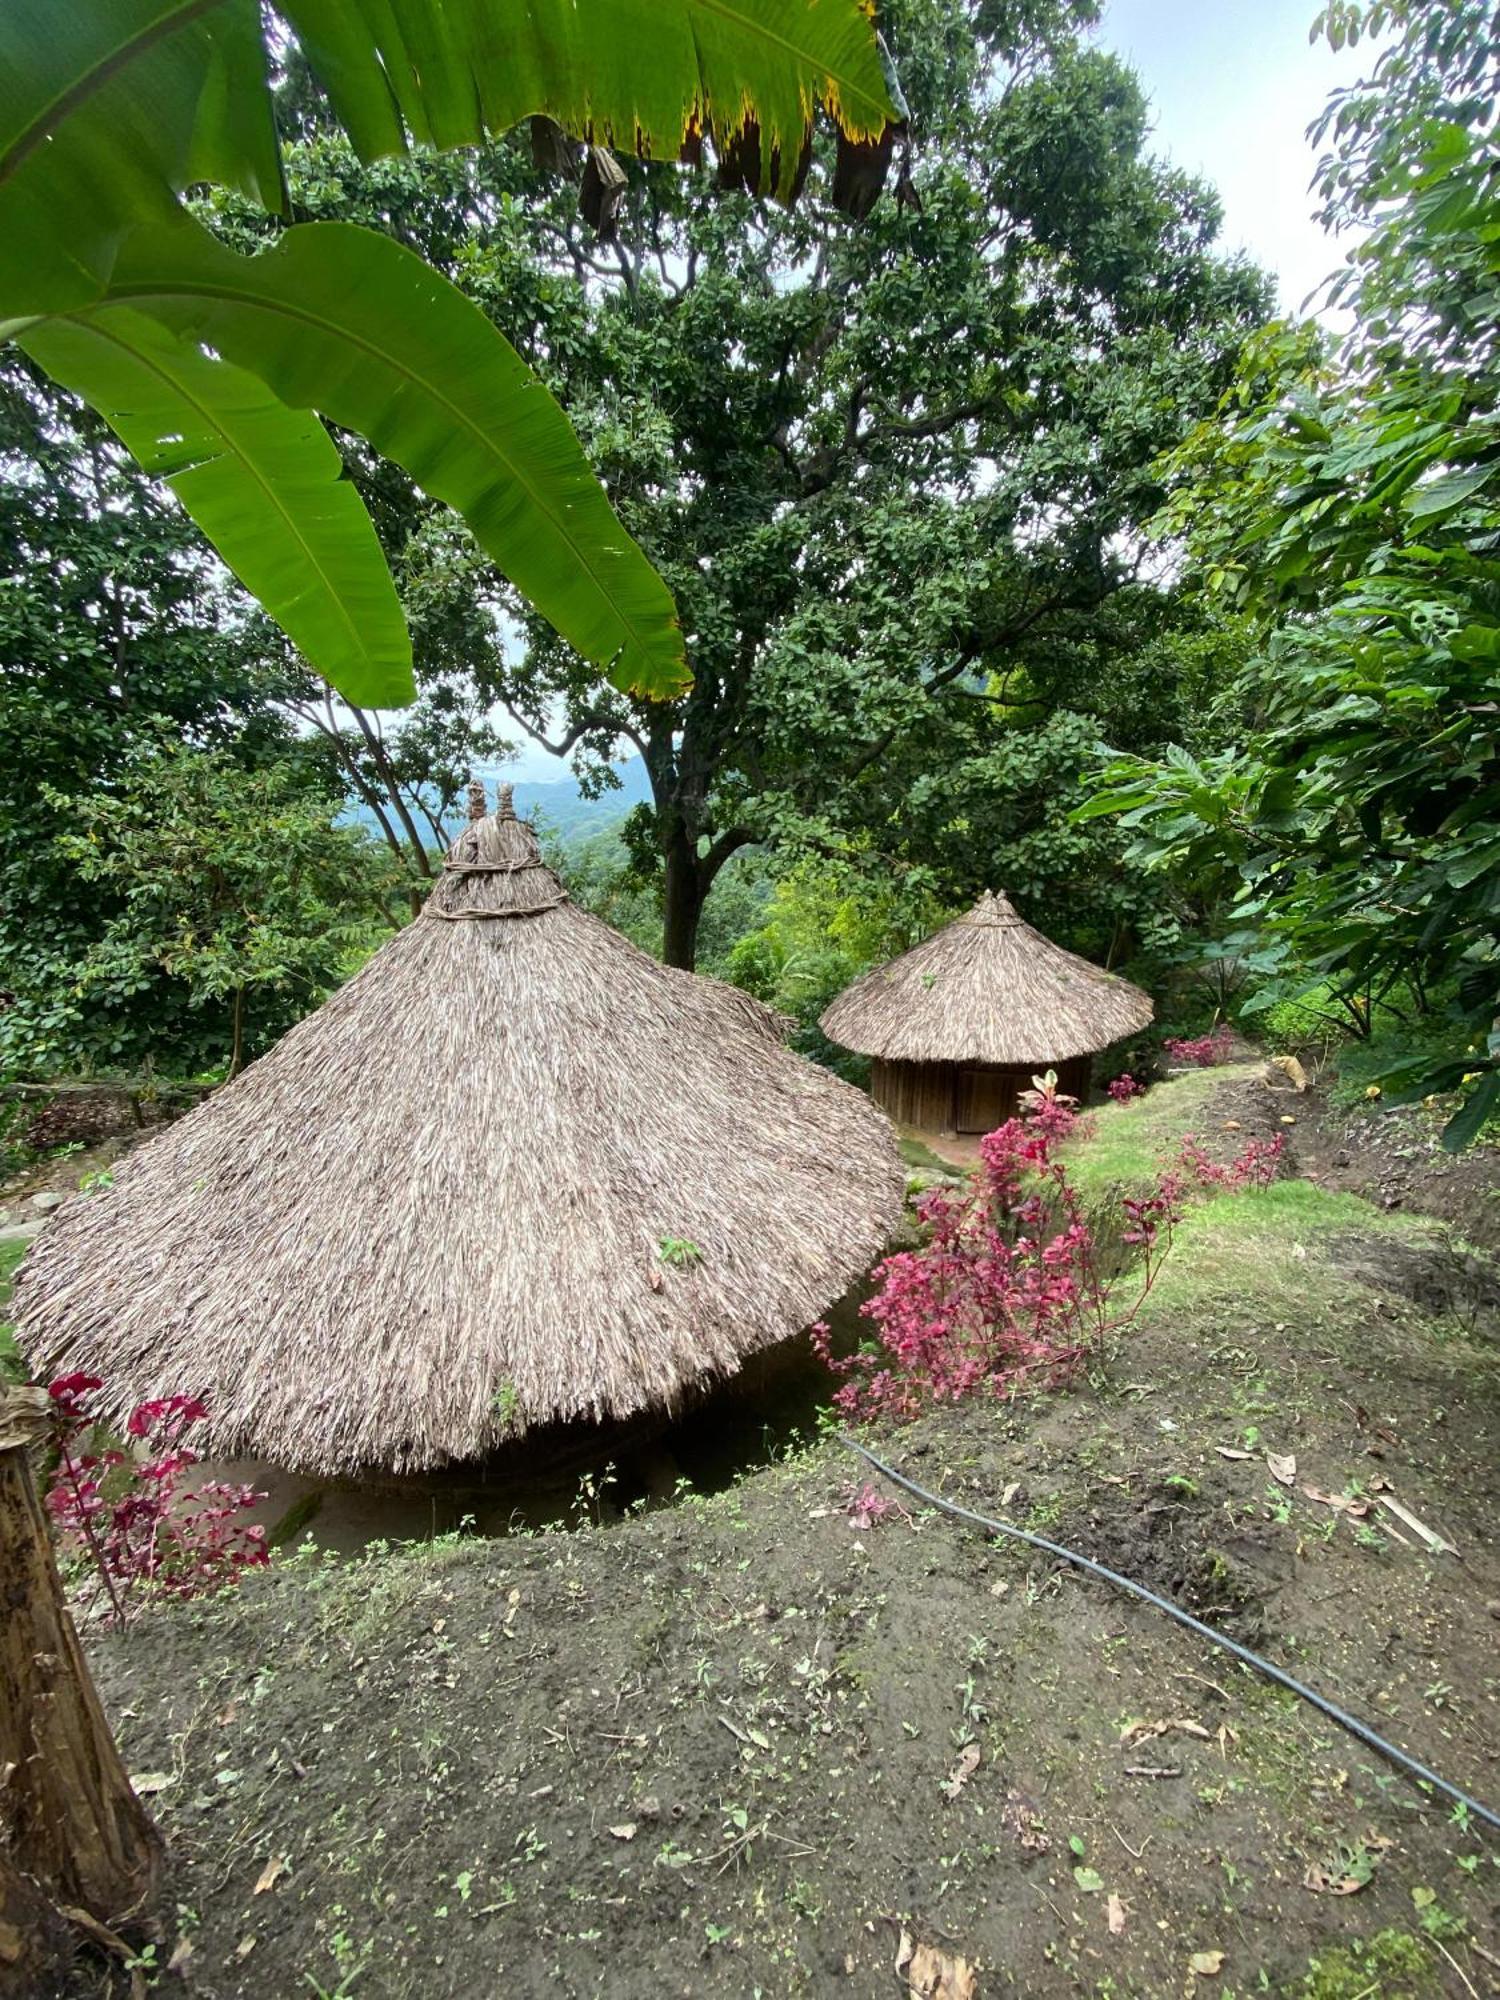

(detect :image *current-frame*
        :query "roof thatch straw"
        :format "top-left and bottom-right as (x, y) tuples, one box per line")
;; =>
(14, 787), (902, 1476)
(819, 890), (1154, 1065)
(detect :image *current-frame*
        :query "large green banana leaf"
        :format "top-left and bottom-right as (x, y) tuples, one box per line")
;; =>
(16, 306), (413, 706)
(0, 1), (897, 711)
(99, 216), (686, 698)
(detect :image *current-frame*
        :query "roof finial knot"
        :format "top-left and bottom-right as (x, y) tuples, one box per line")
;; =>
(466, 778), (487, 822)
(497, 783), (516, 822)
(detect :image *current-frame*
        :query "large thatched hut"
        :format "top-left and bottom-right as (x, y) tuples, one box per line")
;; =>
(820, 890), (1153, 1137)
(14, 787), (903, 1475)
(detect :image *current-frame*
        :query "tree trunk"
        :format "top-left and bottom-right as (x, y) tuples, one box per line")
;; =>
(0, 1850), (72, 1999)
(229, 985), (245, 1078)
(661, 825), (704, 971)
(0, 1390), (162, 1928)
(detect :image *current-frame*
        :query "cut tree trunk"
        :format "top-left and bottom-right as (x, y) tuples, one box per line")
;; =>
(0, 1848), (72, 1998)
(0, 1388), (162, 1927)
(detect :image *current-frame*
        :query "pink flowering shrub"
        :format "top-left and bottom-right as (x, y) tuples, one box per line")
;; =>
(1107, 1073), (1145, 1104)
(1162, 1024), (1235, 1067)
(815, 1086), (1184, 1425)
(45, 1374), (268, 1625)
(1177, 1131), (1285, 1191)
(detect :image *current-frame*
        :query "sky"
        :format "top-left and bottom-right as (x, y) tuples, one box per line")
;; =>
(1093, 0), (1377, 318)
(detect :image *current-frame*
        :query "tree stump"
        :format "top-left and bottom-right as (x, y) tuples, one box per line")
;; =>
(0, 1848), (71, 1997)
(0, 1387), (161, 1929)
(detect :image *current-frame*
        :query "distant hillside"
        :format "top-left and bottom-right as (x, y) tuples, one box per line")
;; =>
(347, 755), (651, 853)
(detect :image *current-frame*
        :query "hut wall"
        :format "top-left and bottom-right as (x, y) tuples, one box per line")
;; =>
(872, 1055), (1094, 1137)
(870, 1059), (959, 1134)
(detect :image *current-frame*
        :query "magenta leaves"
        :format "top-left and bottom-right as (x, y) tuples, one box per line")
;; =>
(1107, 1073), (1145, 1103)
(1162, 1024), (1235, 1067)
(44, 1374), (268, 1625)
(1177, 1131), (1285, 1191)
(818, 1086), (1183, 1426)
(822, 1086), (1288, 1428)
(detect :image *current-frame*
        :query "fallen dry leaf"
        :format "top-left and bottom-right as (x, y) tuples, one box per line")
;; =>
(252, 1855), (289, 1896)
(235, 1937), (256, 1961)
(1118, 1717), (1212, 1748)
(1269, 1054), (1310, 1092)
(165, 1936), (194, 1974)
(1189, 1950), (1226, 1977)
(1266, 1451), (1297, 1487)
(1214, 1447), (1254, 1461)
(129, 1772), (174, 1797)
(896, 1931), (978, 2000)
(1001, 1786), (1050, 1853)
(1301, 1485), (1370, 1518)
(607, 1823), (637, 1841)
(1106, 1893), (1127, 1936)
(1304, 1862), (1368, 1895)
(942, 1744), (981, 1802)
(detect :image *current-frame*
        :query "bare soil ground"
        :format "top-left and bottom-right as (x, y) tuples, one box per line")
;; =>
(39, 1071), (1500, 1999)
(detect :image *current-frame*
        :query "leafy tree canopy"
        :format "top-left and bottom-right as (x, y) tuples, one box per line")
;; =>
(266, 0), (1268, 966)
(1086, 0), (1500, 1146)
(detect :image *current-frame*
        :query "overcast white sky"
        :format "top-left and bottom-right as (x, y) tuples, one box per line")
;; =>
(1093, 0), (1375, 317)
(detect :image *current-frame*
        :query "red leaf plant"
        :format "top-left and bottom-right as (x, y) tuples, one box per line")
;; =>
(1107, 1073), (1145, 1103)
(1162, 1024), (1235, 1067)
(815, 1080), (1185, 1425)
(1177, 1131), (1285, 1190)
(44, 1374), (268, 1625)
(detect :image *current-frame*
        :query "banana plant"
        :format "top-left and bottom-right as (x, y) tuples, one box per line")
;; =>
(0, 2), (900, 708)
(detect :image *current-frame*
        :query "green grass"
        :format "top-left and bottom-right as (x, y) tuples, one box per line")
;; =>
(897, 1133), (959, 1176)
(0, 1237), (26, 1382)
(1062, 1064), (1248, 1203)
(1141, 1177), (1424, 1322)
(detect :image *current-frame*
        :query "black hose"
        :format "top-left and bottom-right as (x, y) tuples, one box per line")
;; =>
(841, 1433), (1500, 1836)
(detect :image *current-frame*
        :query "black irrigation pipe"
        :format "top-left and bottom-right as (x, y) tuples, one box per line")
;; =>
(841, 1434), (1500, 1837)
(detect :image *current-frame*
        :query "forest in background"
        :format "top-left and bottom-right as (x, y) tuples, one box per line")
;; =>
(2, 0), (1494, 1147)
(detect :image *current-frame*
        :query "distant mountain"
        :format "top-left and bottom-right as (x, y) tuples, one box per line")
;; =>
(346, 755), (651, 853)
(494, 754), (652, 845)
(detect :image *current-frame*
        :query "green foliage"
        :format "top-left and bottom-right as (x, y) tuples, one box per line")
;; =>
(29, 743), (395, 1075)
(471, 2), (1271, 962)
(1082, 2), (1500, 1147)
(0, 355), (325, 1073)
(0, 2), (899, 704)
(723, 863), (946, 1070)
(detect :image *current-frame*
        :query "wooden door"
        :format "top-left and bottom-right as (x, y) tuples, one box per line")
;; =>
(956, 1066), (1015, 1134)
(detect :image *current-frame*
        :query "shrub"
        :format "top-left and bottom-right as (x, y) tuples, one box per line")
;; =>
(44, 1374), (267, 1624)
(1162, 1024), (1235, 1067)
(1177, 1132), (1285, 1190)
(1107, 1074), (1145, 1103)
(816, 1084), (1184, 1424)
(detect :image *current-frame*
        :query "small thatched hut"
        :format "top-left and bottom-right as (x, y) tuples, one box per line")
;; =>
(819, 890), (1153, 1137)
(14, 787), (903, 1475)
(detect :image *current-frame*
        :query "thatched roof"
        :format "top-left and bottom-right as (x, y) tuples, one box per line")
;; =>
(819, 889), (1153, 1066)
(14, 787), (902, 1476)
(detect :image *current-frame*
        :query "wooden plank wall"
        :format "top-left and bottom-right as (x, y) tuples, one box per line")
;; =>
(872, 1055), (1094, 1137)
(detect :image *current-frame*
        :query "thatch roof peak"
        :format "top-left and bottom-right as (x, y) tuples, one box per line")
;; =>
(14, 804), (902, 1475)
(962, 889), (1023, 927)
(429, 784), (568, 922)
(819, 888), (1153, 1067)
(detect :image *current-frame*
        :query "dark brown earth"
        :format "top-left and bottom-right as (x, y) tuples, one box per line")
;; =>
(33, 1071), (1500, 1998)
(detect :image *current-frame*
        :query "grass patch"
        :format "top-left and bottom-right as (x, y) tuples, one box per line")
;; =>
(1064, 1064), (1246, 1202)
(897, 1132), (959, 1176)
(1141, 1179), (1428, 1324)
(0, 1237), (26, 1382)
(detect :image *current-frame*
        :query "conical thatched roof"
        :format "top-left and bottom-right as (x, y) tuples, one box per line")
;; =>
(819, 890), (1153, 1065)
(14, 787), (902, 1475)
